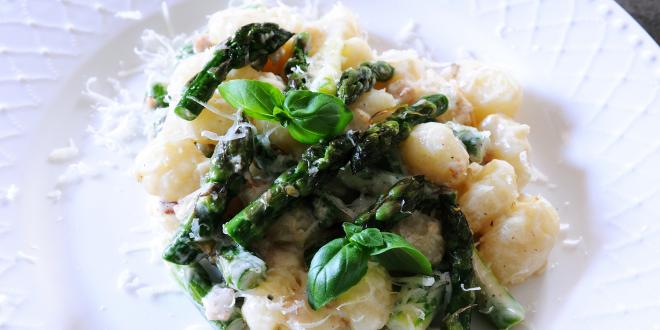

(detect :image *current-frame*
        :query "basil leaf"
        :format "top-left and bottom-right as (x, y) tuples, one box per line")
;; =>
(349, 228), (384, 248)
(307, 238), (369, 310)
(283, 90), (353, 143)
(371, 232), (432, 275)
(342, 223), (363, 237)
(285, 121), (328, 144)
(218, 79), (284, 120)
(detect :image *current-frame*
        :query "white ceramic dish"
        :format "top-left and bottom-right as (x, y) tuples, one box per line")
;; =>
(1, 0), (659, 329)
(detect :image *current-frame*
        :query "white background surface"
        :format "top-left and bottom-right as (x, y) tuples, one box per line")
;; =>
(0, 0), (659, 329)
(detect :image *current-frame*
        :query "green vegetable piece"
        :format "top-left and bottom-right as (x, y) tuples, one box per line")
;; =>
(387, 273), (452, 330)
(441, 206), (476, 330)
(473, 246), (525, 329)
(370, 232), (432, 275)
(216, 245), (267, 291)
(149, 82), (170, 108)
(446, 121), (490, 163)
(342, 222), (363, 237)
(163, 117), (254, 265)
(336, 60), (395, 104)
(306, 238), (369, 310)
(282, 90), (353, 143)
(218, 79), (284, 120)
(174, 23), (293, 120)
(284, 32), (310, 90)
(170, 263), (246, 330)
(354, 176), (451, 227)
(348, 228), (384, 248)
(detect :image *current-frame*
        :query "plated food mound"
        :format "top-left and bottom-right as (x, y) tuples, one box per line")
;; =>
(134, 3), (559, 330)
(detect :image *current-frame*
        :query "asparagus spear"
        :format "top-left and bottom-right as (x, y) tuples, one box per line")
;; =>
(441, 206), (476, 330)
(387, 273), (452, 330)
(284, 32), (310, 90)
(171, 263), (246, 330)
(350, 94), (448, 173)
(223, 95), (448, 246)
(353, 176), (455, 227)
(445, 121), (490, 163)
(175, 23), (293, 120)
(336, 60), (395, 104)
(472, 246), (525, 329)
(163, 119), (254, 265)
(215, 244), (267, 291)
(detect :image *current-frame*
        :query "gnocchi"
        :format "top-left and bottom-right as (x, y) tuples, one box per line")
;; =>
(134, 137), (207, 201)
(459, 160), (519, 235)
(453, 60), (522, 122)
(480, 114), (533, 188)
(400, 122), (470, 188)
(478, 194), (560, 285)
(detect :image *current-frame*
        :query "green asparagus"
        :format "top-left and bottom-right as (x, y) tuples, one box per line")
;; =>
(223, 94), (448, 246)
(336, 60), (395, 104)
(446, 121), (490, 163)
(175, 23), (293, 120)
(215, 244), (267, 291)
(353, 176), (455, 227)
(171, 263), (246, 330)
(387, 273), (452, 330)
(440, 206), (476, 330)
(284, 32), (310, 90)
(473, 246), (525, 329)
(163, 119), (254, 265)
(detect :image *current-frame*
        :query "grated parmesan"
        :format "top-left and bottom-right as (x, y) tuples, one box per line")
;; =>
(0, 184), (18, 205)
(47, 139), (79, 163)
(115, 10), (143, 20)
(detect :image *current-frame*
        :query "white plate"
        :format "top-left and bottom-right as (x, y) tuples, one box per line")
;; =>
(1, 0), (659, 329)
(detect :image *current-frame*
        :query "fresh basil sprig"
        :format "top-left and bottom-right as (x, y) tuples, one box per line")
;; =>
(307, 223), (432, 310)
(218, 79), (353, 144)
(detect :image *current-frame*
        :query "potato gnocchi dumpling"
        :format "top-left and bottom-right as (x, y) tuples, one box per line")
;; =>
(478, 194), (560, 285)
(459, 160), (519, 235)
(480, 114), (533, 188)
(400, 122), (470, 188)
(134, 137), (207, 201)
(453, 60), (522, 123)
(341, 37), (375, 70)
